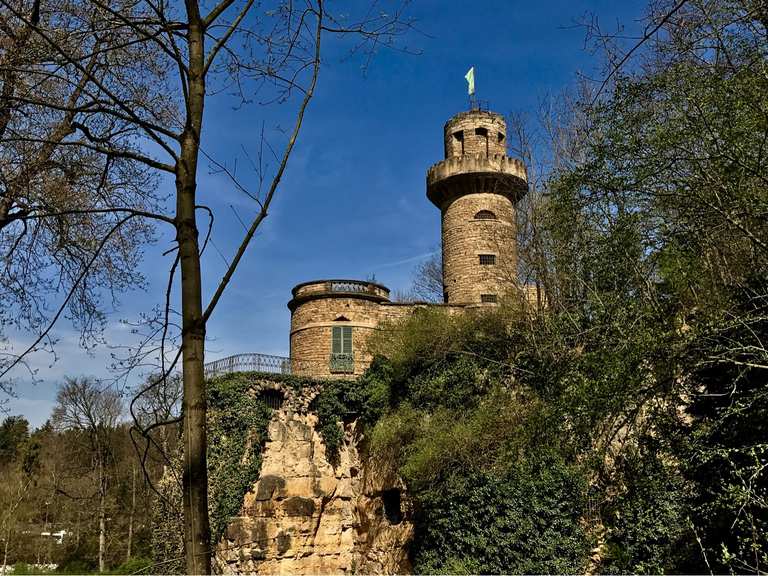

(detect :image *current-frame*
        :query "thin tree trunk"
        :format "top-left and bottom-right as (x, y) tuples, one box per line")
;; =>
(37, 504), (47, 565)
(98, 460), (106, 573)
(178, 8), (210, 572)
(3, 525), (10, 576)
(126, 464), (135, 562)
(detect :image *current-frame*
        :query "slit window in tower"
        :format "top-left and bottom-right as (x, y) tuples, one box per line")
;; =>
(452, 130), (464, 155)
(479, 254), (496, 266)
(474, 210), (497, 220)
(475, 127), (489, 155)
(481, 294), (498, 303)
(498, 132), (505, 143)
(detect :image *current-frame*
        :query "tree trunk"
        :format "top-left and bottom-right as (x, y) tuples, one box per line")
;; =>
(177, 159), (210, 575)
(3, 524), (10, 575)
(126, 464), (135, 562)
(37, 504), (47, 565)
(98, 459), (106, 573)
(178, 8), (210, 572)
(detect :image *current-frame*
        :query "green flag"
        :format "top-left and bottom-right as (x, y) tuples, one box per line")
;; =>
(465, 66), (475, 95)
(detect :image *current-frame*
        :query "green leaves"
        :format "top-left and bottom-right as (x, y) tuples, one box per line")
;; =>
(411, 451), (589, 575)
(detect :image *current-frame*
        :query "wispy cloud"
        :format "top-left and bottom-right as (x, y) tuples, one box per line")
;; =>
(373, 250), (437, 270)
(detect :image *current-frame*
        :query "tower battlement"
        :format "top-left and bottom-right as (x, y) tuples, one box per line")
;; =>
(431, 108), (530, 305)
(444, 109), (508, 158)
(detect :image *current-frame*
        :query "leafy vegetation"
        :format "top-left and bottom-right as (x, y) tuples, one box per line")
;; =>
(151, 371), (325, 573)
(307, 2), (768, 573)
(206, 373), (274, 542)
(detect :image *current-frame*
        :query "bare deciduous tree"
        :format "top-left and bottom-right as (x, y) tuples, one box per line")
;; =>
(0, 0), (413, 571)
(52, 377), (122, 573)
(0, 0), (163, 392)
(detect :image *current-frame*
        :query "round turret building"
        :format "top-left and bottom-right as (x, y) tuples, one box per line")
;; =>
(427, 110), (528, 304)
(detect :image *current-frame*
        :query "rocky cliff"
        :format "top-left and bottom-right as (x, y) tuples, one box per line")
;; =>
(214, 381), (412, 574)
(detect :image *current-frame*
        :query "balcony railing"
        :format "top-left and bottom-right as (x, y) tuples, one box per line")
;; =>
(325, 280), (376, 294)
(329, 352), (354, 374)
(204, 352), (357, 378)
(204, 353), (291, 378)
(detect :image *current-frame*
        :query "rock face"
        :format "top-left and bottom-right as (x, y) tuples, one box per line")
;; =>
(215, 384), (412, 574)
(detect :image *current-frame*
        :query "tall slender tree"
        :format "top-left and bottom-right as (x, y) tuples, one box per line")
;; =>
(52, 377), (122, 572)
(0, 0), (413, 571)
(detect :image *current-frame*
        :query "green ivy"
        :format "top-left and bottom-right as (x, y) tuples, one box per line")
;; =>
(206, 371), (327, 540)
(310, 357), (391, 462)
(152, 370), (326, 571)
(411, 450), (590, 575)
(206, 372), (274, 542)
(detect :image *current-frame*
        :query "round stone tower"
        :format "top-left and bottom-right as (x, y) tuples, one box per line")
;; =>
(427, 110), (528, 305)
(288, 279), (390, 378)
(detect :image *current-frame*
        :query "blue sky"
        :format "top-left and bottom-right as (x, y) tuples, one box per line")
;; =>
(6, 0), (646, 427)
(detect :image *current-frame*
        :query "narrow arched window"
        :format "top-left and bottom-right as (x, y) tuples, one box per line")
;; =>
(474, 210), (497, 220)
(452, 130), (464, 155)
(475, 127), (489, 155)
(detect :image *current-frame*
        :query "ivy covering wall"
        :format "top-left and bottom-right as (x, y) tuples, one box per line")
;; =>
(151, 372), (323, 573)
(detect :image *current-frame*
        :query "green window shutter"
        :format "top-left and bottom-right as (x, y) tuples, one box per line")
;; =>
(342, 326), (353, 354)
(332, 326), (342, 354)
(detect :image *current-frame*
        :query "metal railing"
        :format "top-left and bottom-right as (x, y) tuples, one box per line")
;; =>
(204, 352), (357, 378)
(329, 352), (354, 374)
(326, 280), (376, 293)
(204, 353), (291, 378)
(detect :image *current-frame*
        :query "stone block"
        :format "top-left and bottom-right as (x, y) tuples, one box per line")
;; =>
(279, 476), (315, 498)
(283, 496), (316, 517)
(254, 474), (285, 500)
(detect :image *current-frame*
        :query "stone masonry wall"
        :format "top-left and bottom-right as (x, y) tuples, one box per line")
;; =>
(215, 383), (412, 575)
(442, 192), (517, 304)
(444, 110), (506, 158)
(290, 297), (381, 378)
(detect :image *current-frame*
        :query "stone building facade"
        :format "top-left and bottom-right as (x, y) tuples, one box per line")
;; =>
(289, 108), (529, 379)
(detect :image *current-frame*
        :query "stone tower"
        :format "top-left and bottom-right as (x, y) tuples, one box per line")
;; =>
(427, 110), (528, 304)
(288, 280), (391, 378)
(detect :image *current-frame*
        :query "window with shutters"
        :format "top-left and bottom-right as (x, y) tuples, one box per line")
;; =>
(479, 254), (496, 265)
(481, 294), (498, 303)
(330, 326), (354, 373)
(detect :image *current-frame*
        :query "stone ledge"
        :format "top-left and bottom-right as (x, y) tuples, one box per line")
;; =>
(426, 154), (528, 208)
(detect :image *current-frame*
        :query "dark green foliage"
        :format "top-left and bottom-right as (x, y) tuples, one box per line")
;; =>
(0, 415), (30, 462)
(412, 450), (589, 575)
(206, 372), (274, 542)
(354, 311), (594, 574)
(602, 440), (695, 574)
(104, 557), (154, 574)
(679, 291), (768, 573)
(311, 357), (391, 462)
